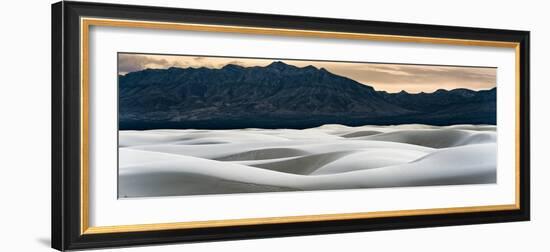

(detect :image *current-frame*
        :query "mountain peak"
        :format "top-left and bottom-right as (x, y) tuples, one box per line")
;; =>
(266, 61), (291, 69)
(222, 64), (244, 70)
(167, 66), (185, 72)
(302, 65), (318, 70)
(448, 88), (477, 97)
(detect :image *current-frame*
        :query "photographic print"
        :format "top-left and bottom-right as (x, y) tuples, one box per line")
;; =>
(52, 4), (529, 249)
(118, 53), (497, 198)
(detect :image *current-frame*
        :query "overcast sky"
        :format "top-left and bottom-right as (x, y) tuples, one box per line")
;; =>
(118, 53), (496, 93)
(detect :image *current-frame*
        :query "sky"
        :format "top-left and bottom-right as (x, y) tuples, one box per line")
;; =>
(118, 53), (496, 93)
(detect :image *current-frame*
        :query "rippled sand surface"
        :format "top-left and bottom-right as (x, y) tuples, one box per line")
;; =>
(118, 124), (496, 198)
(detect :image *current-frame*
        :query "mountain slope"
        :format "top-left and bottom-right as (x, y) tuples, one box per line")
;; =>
(118, 62), (496, 129)
(378, 88), (496, 113)
(377, 88), (496, 125)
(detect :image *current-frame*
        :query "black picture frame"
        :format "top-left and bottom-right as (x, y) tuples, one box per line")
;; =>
(52, 1), (530, 251)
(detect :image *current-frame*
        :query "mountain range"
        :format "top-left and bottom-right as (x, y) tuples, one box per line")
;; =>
(118, 61), (496, 129)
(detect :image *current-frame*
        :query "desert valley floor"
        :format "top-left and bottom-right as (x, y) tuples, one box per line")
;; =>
(118, 124), (497, 198)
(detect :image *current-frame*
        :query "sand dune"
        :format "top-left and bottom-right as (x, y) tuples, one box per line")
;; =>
(119, 124), (496, 197)
(362, 129), (496, 148)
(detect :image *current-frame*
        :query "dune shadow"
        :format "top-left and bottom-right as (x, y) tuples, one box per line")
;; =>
(214, 148), (309, 161)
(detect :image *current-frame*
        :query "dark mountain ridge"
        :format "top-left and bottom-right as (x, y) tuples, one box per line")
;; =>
(119, 61), (496, 129)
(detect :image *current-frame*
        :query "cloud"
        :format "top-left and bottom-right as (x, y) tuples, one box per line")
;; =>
(319, 63), (496, 93)
(117, 54), (171, 74)
(226, 60), (246, 66)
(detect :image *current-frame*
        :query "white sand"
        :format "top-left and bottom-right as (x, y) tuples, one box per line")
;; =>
(118, 124), (496, 197)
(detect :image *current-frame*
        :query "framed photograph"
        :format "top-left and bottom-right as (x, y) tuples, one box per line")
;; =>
(52, 1), (530, 250)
